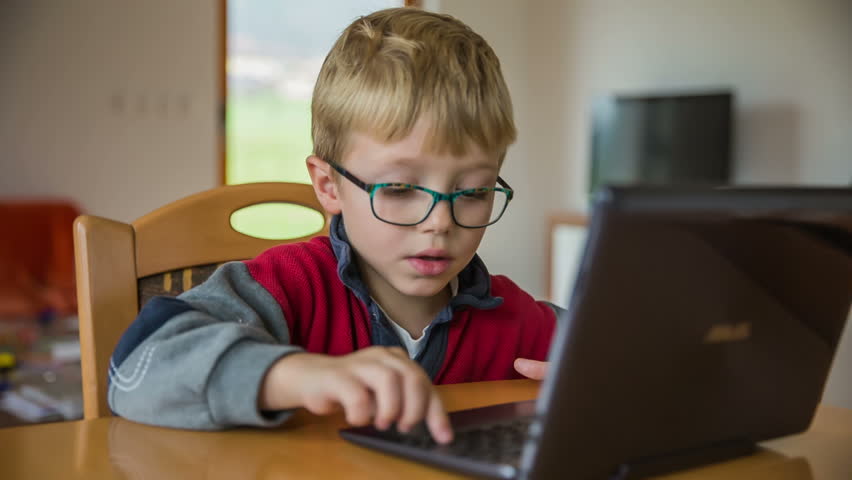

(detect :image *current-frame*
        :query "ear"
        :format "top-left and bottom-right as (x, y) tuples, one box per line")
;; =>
(306, 155), (342, 215)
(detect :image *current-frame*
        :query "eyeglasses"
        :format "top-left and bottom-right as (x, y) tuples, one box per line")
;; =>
(325, 160), (514, 228)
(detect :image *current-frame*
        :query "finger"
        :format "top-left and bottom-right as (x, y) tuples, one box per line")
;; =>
(367, 348), (434, 433)
(514, 358), (549, 380)
(353, 364), (402, 430)
(384, 346), (409, 359)
(336, 377), (376, 427)
(301, 393), (340, 416)
(424, 390), (453, 444)
(397, 370), (431, 433)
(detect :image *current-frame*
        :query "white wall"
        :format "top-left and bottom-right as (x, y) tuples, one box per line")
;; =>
(0, 0), (219, 222)
(441, 0), (852, 408)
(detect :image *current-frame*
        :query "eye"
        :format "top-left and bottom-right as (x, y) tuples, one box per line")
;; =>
(376, 185), (417, 198)
(458, 188), (492, 201)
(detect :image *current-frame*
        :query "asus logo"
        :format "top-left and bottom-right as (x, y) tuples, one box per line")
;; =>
(703, 322), (752, 343)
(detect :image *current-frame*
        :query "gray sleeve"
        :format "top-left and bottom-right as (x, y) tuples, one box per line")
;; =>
(107, 262), (304, 430)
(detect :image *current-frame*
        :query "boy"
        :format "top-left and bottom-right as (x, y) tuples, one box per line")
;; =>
(108, 7), (558, 445)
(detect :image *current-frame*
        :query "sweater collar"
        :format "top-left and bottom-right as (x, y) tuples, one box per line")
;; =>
(328, 215), (502, 311)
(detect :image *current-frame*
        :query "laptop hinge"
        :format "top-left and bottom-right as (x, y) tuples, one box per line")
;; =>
(610, 438), (756, 480)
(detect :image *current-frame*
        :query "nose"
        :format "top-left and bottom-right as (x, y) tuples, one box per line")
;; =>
(419, 198), (453, 234)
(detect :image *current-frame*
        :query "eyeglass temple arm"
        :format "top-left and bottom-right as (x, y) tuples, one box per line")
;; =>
(326, 161), (373, 193)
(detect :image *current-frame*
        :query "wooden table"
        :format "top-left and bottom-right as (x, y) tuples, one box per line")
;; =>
(1, 380), (850, 479)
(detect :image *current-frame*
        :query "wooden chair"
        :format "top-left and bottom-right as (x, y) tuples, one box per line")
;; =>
(73, 182), (329, 419)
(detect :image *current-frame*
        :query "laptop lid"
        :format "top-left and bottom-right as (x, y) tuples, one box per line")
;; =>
(527, 186), (852, 479)
(340, 187), (852, 479)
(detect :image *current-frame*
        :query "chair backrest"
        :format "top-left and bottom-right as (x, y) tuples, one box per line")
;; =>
(73, 182), (329, 419)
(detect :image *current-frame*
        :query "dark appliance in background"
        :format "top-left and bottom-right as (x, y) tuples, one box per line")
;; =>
(589, 90), (733, 195)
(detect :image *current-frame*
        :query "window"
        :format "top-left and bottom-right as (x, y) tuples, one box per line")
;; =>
(225, 0), (406, 238)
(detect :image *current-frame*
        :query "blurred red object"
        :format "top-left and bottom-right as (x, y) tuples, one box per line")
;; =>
(0, 200), (81, 320)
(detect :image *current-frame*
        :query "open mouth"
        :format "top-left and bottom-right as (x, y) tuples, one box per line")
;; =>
(407, 255), (452, 276)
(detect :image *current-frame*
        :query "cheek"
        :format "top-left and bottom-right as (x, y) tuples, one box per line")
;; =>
(454, 229), (487, 266)
(458, 228), (487, 251)
(338, 188), (378, 228)
(345, 213), (405, 255)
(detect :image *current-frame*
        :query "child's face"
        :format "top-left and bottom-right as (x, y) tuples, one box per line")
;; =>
(313, 119), (501, 302)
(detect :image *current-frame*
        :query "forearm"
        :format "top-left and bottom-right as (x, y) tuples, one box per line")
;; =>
(258, 352), (315, 411)
(109, 313), (302, 428)
(109, 262), (302, 429)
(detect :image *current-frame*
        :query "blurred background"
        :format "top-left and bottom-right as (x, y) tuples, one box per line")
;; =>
(1, 0), (850, 425)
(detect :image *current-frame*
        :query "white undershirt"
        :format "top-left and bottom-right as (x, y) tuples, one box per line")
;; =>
(375, 278), (459, 359)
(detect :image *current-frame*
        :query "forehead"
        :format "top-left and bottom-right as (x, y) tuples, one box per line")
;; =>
(342, 120), (500, 175)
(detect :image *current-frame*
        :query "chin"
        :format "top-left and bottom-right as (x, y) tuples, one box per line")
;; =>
(397, 277), (452, 298)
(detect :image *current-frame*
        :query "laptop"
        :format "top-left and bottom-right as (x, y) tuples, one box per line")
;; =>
(341, 186), (852, 479)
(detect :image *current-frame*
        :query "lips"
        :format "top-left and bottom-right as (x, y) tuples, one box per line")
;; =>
(407, 249), (453, 276)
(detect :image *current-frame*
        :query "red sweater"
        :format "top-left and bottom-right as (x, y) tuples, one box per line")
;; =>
(246, 236), (556, 384)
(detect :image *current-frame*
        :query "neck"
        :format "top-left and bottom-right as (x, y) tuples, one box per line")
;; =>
(357, 258), (451, 339)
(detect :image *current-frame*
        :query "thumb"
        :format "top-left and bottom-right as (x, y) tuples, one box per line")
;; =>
(514, 358), (549, 380)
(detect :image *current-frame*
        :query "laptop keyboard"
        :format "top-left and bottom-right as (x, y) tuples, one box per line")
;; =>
(385, 417), (533, 466)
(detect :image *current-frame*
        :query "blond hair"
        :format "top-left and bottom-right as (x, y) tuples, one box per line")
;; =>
(311, 8), (516, 165)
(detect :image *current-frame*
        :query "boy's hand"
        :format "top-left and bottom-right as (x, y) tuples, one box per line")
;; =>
(260, 347), (453, 444)
(513, 358), (549, 380)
